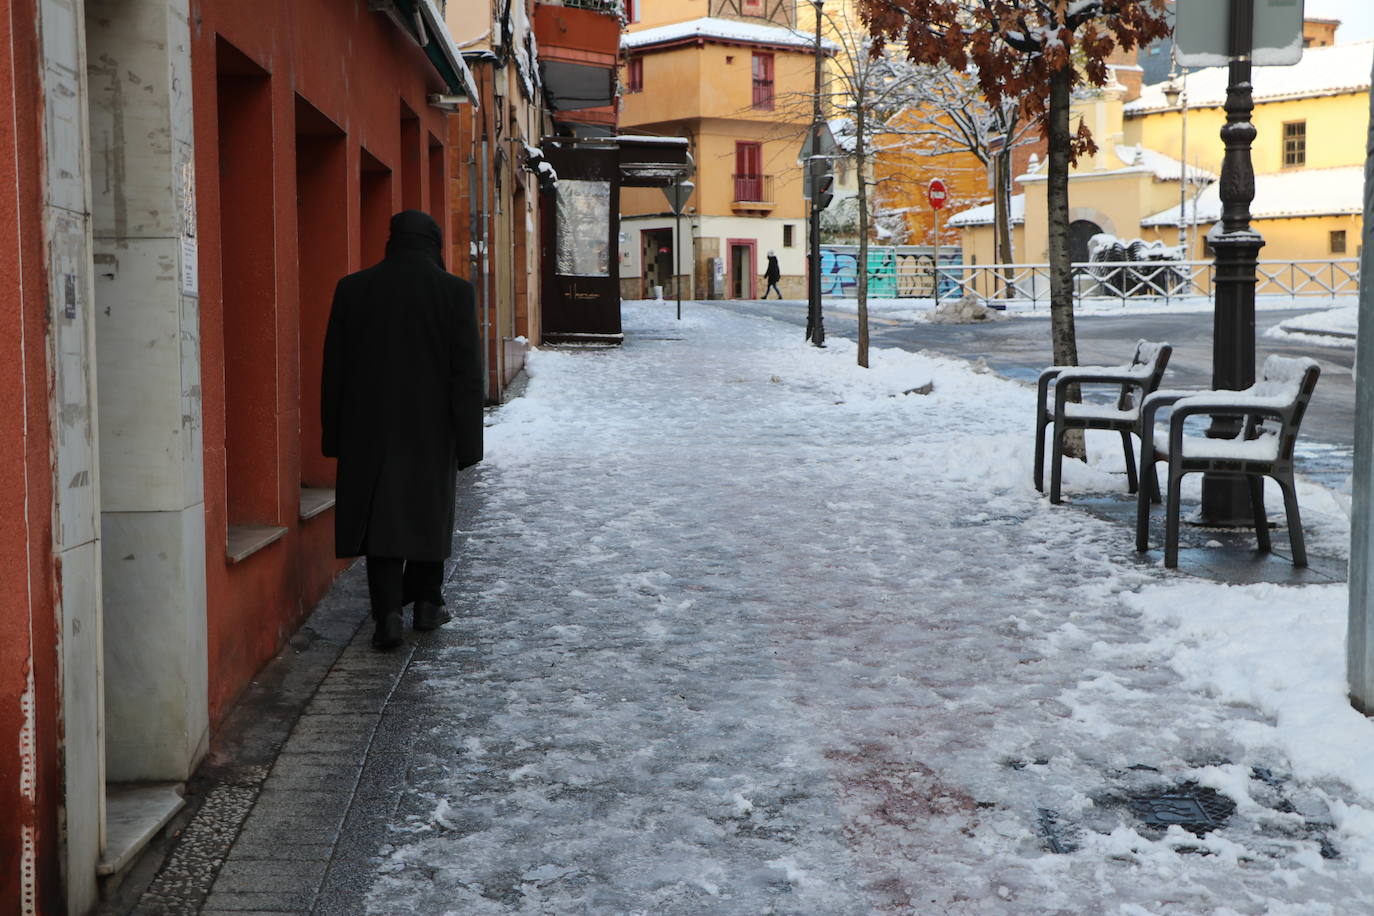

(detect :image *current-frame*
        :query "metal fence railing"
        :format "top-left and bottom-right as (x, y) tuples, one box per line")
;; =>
(817, 252), (1360, 306)
(558, 0), (623, 13)
(732, 173), (774, 205)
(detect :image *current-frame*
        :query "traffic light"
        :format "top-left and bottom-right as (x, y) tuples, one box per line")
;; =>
(812, 169), (834, 212)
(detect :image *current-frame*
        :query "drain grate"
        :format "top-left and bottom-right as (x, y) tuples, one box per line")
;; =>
(1036, 807), (1074, 854)
(1129, 784), (1235, 836)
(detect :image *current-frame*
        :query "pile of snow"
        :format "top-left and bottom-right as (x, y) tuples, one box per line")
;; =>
(924, 293), (1007, 323)
(1267, 304), (1358, 348)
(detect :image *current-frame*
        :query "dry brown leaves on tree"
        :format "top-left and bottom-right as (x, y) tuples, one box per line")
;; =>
(859, 0), (1171, 159)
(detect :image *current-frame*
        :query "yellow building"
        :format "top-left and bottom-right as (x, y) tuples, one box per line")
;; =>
(951, 34), (1371, 275)
(620, 8), (830, 299)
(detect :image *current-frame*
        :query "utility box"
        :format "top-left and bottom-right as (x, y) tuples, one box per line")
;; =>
(709, 257), (724, 299)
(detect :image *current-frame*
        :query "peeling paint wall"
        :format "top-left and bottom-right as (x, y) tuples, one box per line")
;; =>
(37, 0), (106, 911)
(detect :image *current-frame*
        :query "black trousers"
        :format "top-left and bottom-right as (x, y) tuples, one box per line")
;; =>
(764, 280), (781, 299)
(366, 556), (444, 620)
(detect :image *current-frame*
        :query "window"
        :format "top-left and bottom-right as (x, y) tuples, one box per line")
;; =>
(627, 57), (643, 93)
(783, 224), (795, 247)
(627, 0), (639, 22)
(751, 52), (774, 109)
(734, 141), (763, 201)
(1283, 121), (1306, 167)
(1331, 230), (1347, 254)
(742, 0), (764, 14)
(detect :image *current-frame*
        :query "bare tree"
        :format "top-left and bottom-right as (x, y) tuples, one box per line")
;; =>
(815, 3), (935, 367)
(765, 4), (939, 367)
(863, 0), (1171, 386)
(891, 62), (1039, 294)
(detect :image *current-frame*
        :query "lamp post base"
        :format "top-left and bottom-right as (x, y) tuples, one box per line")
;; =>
(1199, 228), (1264, 526)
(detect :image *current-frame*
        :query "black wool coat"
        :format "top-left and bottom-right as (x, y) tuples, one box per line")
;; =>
(764, 255), (781, 282)
(321, 222), (484, 561)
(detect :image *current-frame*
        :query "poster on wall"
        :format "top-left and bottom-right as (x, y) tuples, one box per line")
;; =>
(556, 179), (611, 278)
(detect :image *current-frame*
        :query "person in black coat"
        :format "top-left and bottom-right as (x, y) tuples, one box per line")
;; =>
(763, 251), (782, 299)
(322, 210), (485, 649)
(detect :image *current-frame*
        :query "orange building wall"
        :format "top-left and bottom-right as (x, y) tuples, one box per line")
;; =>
(190, 0), (452, 723)
(620, 40), (816, 224)
(875, 121), (1046, 250)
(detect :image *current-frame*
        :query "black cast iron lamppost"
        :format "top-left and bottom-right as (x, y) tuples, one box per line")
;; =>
(1200, 0), (1263, 525)
(805, 0), (826, 347)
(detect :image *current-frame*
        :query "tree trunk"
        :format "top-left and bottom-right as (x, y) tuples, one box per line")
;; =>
(1047, 65), (1084, 457)
(856, 103), (870, 368)
(995, 148), (1013, 299)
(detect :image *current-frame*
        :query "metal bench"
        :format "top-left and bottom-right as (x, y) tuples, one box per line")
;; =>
(1135, 354), (1321, 568)
(1033, 340), (1173, 504)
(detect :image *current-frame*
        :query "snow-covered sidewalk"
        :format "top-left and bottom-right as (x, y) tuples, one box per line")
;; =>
(367, 300), (1371, 915)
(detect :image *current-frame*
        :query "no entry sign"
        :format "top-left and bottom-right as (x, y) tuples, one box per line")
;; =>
(928, 178), (947, 210)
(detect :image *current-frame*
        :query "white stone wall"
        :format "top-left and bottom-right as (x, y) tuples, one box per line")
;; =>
(37, 0), (104, 910)
(86, 0), (208, 787)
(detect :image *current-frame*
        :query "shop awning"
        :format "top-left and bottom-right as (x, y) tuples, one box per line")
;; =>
(372, 0), (480, 104)
(616, 136), (694, 187)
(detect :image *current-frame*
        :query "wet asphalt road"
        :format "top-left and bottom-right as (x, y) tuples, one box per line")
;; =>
(722, 299), (1357, 486)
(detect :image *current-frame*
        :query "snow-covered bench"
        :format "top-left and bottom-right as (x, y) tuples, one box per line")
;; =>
(1033, 340), (1173, 505)
(1134, 355), (1322, 569)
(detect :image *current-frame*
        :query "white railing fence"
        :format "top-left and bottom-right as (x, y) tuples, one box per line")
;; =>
(820, 258), (1360, 306)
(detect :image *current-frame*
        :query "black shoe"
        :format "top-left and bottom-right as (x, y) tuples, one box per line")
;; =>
(371, 611), (404, 650)
(412, 600), (452, 631)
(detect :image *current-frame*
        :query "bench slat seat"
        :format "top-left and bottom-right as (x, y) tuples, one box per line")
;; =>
(1033, 340), (1173, 504)
(1136, 354), (1320, 568)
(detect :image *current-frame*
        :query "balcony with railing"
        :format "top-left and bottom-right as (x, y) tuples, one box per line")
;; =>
(732, 173), (774, 211)
(539, 0), (623, 14)
(533, 0), (623, 126)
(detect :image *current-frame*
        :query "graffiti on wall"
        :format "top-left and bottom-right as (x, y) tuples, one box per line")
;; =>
(819, 245), (963, 299)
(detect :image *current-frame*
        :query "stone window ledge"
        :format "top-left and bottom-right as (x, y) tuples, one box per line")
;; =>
(226, 523), (288, 564)
(299, 486), (336, 521)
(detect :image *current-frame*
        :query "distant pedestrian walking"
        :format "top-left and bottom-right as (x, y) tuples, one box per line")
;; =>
(322, 210), (485, 650)
(763, 251), (782, 299)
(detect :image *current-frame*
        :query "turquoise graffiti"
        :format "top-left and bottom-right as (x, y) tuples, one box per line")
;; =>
(819, 245), (962, 299)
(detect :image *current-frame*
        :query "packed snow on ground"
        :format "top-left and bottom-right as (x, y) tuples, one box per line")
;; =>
(1266, 304), (1359, 348)
(366, 299), (1371, 915)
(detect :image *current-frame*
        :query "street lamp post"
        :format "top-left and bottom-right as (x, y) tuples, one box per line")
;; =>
(805, 0), (826, 347)
(662, 179), (694, 320)
(1163, 62), (1190, 256)
(1201, 0), (1264, 525)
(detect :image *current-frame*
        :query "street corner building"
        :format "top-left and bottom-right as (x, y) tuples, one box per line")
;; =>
(619, 4), (830, 303)
(0, 1), (481, 911)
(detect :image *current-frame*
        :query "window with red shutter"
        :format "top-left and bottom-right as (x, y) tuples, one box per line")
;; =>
(627, 58), (642, 93)
(734, 141), (763, 201)
(751, 53), (774, 109)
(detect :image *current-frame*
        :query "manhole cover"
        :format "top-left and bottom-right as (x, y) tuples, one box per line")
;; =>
(1129, 784), (1235, 836)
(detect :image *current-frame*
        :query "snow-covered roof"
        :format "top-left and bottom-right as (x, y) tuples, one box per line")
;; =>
(1141, 165), (1364, 225)
(622, 17), (838, 53)
(948, 193), (1025, 228)
(1127, 40), (1374, 114)
(1018, 145), (1214, 183)
(615, 135), (690, 146)
(829, 117), (856, 152)
(1116, 146), (1215, 183)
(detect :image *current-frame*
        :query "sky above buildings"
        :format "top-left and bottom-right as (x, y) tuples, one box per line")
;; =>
(1307, 0), (1374, 42)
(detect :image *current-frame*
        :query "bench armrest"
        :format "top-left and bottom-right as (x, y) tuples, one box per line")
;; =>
(1168, 399), (1291, 433)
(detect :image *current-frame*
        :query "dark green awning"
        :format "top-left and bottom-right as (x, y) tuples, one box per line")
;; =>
(377, 0), (480, 104)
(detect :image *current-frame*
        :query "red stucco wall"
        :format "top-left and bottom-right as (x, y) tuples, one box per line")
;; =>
(0, 4), (64, 912)
(189, 0), (453, 723)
